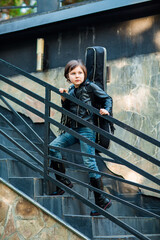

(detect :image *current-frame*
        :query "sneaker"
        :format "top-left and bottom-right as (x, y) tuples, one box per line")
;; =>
(51, 182), (73, 196)
(52, 188), (65, 195)
(90, 200), (112, 216)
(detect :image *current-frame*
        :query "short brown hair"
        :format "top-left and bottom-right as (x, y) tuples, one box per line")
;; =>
(64, 59), (87, 82)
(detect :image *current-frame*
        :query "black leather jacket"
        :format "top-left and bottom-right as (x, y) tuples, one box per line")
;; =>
(61, 79), (113, 128)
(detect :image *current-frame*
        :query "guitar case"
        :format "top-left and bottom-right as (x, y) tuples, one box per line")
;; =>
(85, 46), (114, 150)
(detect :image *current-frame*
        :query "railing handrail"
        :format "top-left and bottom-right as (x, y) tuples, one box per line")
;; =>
(0, 58), (159, 147)
(0, 144), (155, 240)
(1, 85), (160, 189)
(0, 113), (44, 156)
(0, 94), (44, 144)
(0, 129), (43, 167)
(0, 74), (159, 168)
(1, 88), (159, 187)
(0, 58), (160, 240)
(49, 147), (160, 195)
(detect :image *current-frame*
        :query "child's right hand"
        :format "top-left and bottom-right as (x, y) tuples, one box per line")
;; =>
(59, 88), (68, 94)
(59, 88), (68, 101)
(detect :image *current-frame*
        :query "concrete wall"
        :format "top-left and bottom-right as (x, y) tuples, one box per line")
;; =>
(0, 179), (87, 240)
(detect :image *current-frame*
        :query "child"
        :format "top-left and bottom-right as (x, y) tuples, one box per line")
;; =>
(50, 59), (112, 216)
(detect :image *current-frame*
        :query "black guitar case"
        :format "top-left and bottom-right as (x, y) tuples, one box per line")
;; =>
(85, 46), (114, 150)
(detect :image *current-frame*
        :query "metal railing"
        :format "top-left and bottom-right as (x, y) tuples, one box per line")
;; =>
(0, 58), (160, 240)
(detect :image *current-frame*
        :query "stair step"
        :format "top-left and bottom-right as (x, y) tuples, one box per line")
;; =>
(66, 168), (90, 183)
(0, 158), (42, 178)
(63, 197), (137, 216)
(35, 195), (64, 218)
(9, 160), (42, 178)
(1, 146), (43, 163)
(0, 159), (10, 180)
(0, 126), (24, 139)
(64, 215), (160, 239)
(0, 119), (13, 129)
(64, 215), (93, 238)
(92, 216), (160, 236)
(35, 180), (94, 216)
(9, 177), (43, 198)
(0, 133), (43, 151)
(0, 125), (45, 142)
(93, 233), (160, 240)
(36, 194), (140, 217)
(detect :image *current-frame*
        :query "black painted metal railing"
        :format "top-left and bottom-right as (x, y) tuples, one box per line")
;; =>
(0, 59), (160, 240)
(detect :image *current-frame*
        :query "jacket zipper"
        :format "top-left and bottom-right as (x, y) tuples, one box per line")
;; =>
(76, 105), (80, 128)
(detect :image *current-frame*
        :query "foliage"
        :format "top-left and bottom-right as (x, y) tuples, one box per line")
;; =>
(62, 0), (90, 6)
(0, 0), (90, 20)
(0, 0), (37, 19)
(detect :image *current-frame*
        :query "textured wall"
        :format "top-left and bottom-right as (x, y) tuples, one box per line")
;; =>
(106, 53), (160, 197)
(0, 180), (86, 240)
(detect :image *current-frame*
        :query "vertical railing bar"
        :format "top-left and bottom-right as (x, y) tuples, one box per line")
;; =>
(43, 86), (51, 195)
(0, 95), (44, 144)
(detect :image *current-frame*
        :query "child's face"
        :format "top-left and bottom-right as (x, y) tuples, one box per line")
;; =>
(68, 66), (85, 88)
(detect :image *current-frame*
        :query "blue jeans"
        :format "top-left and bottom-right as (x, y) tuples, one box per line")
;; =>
(50, 127), (101, 179)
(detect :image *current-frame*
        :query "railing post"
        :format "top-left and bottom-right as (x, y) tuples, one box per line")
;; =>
(43, 86), (51, 195)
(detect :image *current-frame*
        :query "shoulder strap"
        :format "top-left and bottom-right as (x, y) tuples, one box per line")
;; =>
(84, 79), (92, 92)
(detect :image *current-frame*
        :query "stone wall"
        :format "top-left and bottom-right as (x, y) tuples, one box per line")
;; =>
(0, 179), (87, 240)
(106, 53), (160, 197)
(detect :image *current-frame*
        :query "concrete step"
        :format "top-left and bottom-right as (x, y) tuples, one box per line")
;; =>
(64, 215), (93, 238)
(0, 117), (13, 128)
(0, 126), (24, 139)
(35, 181), (93, 217)
(35, 189), (140, 217)
(92, 216), (160, 237)
(35, 195), (92, 218)
(0, 159), (10, 181)
(66, 168), (120, 188)
(0, 125), (45, 143)
(63, 197), (138, 216)
(93, 233), (160, 240)
(0, 158), (42, 178)
(64, 215), (160, 239)
(1, 146), (44, 163)
(9, 159), (42, 177)
(35, 196), (65, 218)
(0, 132), (43, 151)
(65, 168), (119, 196)
(66, 168), (90, 183)
(9, 177), (43, 198)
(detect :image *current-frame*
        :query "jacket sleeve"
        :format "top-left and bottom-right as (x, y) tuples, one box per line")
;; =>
(61, 84), (74, 109)
(89, 82), (113, 114)
(61, 98), (70, 109)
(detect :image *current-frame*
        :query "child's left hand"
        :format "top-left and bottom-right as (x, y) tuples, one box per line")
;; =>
(99, 108), (110, 115)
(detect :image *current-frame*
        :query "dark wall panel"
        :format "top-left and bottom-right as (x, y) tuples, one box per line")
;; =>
(0, 13), (160, 76)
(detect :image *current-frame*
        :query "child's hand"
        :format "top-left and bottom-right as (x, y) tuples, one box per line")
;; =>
(59, 88), (68, 101)
(59, 88), (68, 94)
(99, 108), (110, 115)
